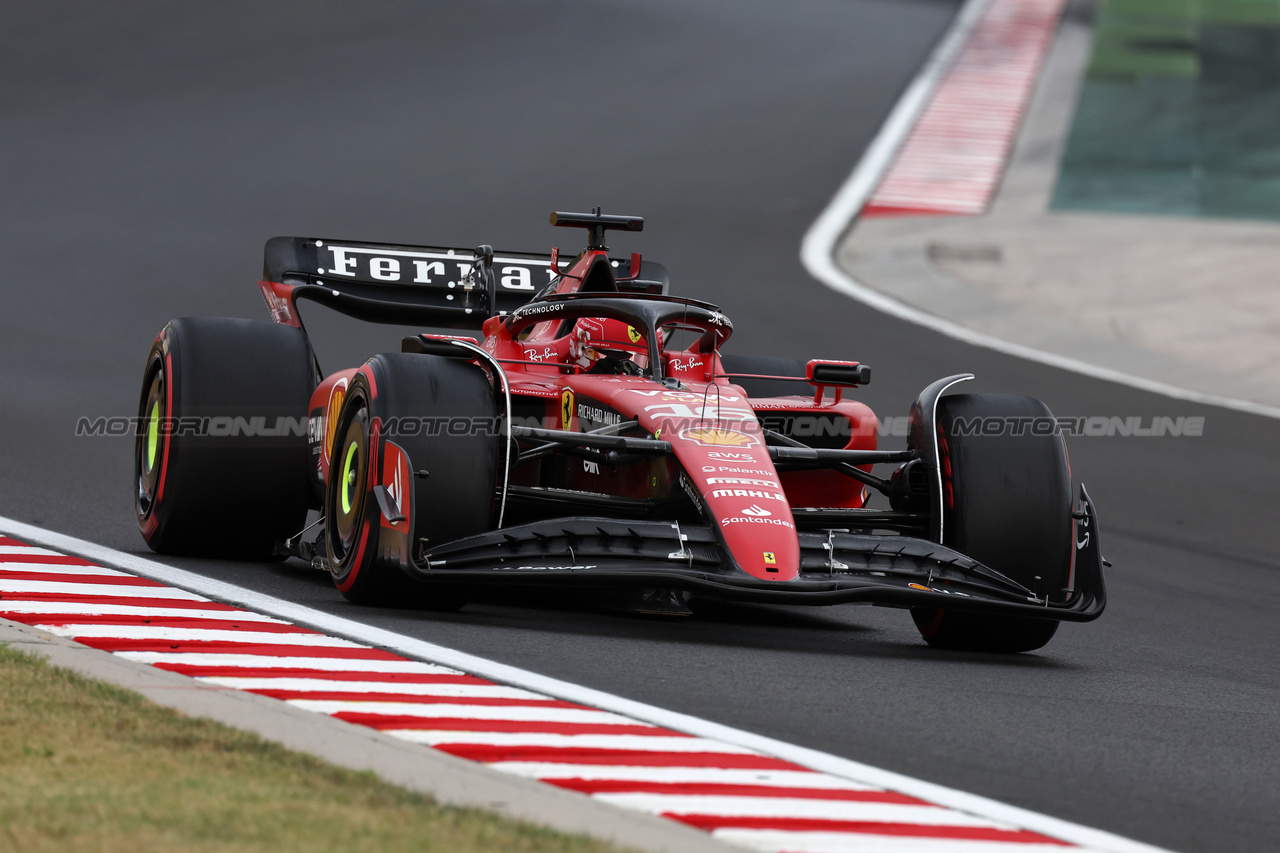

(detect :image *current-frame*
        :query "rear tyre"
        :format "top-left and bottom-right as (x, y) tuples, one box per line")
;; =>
(325, 353), (497, 608)
(135, 317), (316, 557)
(718, 354), (806, 398)
(910, 394), (1072, 653)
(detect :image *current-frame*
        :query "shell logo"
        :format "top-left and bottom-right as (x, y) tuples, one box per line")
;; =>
(679, 427), (758, 448)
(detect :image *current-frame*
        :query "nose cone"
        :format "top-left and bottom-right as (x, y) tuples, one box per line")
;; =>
(669, 427), (799, 581)
(620, 386), (800, 581)
(713, 497), (800, 581)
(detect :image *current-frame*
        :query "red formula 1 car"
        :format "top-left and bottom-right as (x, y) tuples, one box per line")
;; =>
(135, 211), (1105, 652)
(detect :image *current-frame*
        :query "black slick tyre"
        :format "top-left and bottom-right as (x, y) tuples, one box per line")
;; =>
(325, 353), (497, 608)
(135, 317), (316, 557)
(911, 393), (1072, 653)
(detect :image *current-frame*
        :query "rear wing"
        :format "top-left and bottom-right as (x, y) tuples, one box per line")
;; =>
(261, 236), (668, 330)
(262, 236), (564, 329)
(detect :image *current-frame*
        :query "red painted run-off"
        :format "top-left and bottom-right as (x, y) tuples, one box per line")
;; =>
(0, 536), (1094, 851)
(863, 0), (1067, 219)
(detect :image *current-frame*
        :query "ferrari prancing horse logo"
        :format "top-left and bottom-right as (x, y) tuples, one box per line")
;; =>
(560, 388), (575, 430)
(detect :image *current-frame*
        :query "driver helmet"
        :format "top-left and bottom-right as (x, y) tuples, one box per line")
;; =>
(571, 318), (659, 371)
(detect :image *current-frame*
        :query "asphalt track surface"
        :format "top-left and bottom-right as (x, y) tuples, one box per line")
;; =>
(2, 2), (1278, 851)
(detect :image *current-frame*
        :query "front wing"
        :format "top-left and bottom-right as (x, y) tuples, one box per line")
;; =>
(407, 487), (1107, 622)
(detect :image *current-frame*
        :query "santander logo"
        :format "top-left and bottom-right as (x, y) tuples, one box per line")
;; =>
(740, 505), (772, 517)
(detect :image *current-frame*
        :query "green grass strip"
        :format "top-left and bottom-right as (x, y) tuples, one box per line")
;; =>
(0, 645), (628, 853)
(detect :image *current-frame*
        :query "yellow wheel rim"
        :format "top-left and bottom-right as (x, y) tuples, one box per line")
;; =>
(146, 401), (160, 473)
(340, 441), (359, 515)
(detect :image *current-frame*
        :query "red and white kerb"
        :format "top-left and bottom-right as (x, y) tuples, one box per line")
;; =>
(863, 0), (1067, 219)
(0, 536), (1105, 852)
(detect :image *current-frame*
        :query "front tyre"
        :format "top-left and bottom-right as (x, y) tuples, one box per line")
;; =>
(911, 394), (1072, 653)
(325, 353), (498, 607)
(326, 392), (374, 585)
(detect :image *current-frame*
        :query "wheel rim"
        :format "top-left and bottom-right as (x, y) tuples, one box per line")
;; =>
(135, 362), (165, 518)
(328, 399), (369, 567)
(340, 440), (359, 516)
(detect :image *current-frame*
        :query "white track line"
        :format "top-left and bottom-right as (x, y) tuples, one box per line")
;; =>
(799, 0), (1280, 421)
(0, 515), (1173, 853)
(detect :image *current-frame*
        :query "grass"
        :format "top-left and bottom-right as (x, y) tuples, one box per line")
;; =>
(1053, 0), (1280, 220)
(0, 644), (628, 853)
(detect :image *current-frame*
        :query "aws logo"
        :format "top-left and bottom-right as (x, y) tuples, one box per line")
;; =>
(679, 427), (758, 449)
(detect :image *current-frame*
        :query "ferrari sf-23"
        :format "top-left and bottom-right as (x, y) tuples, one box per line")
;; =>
(135, 210), (1106, 652)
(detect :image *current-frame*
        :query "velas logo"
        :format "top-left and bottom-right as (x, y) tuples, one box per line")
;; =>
(679, 427), (758, 449)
